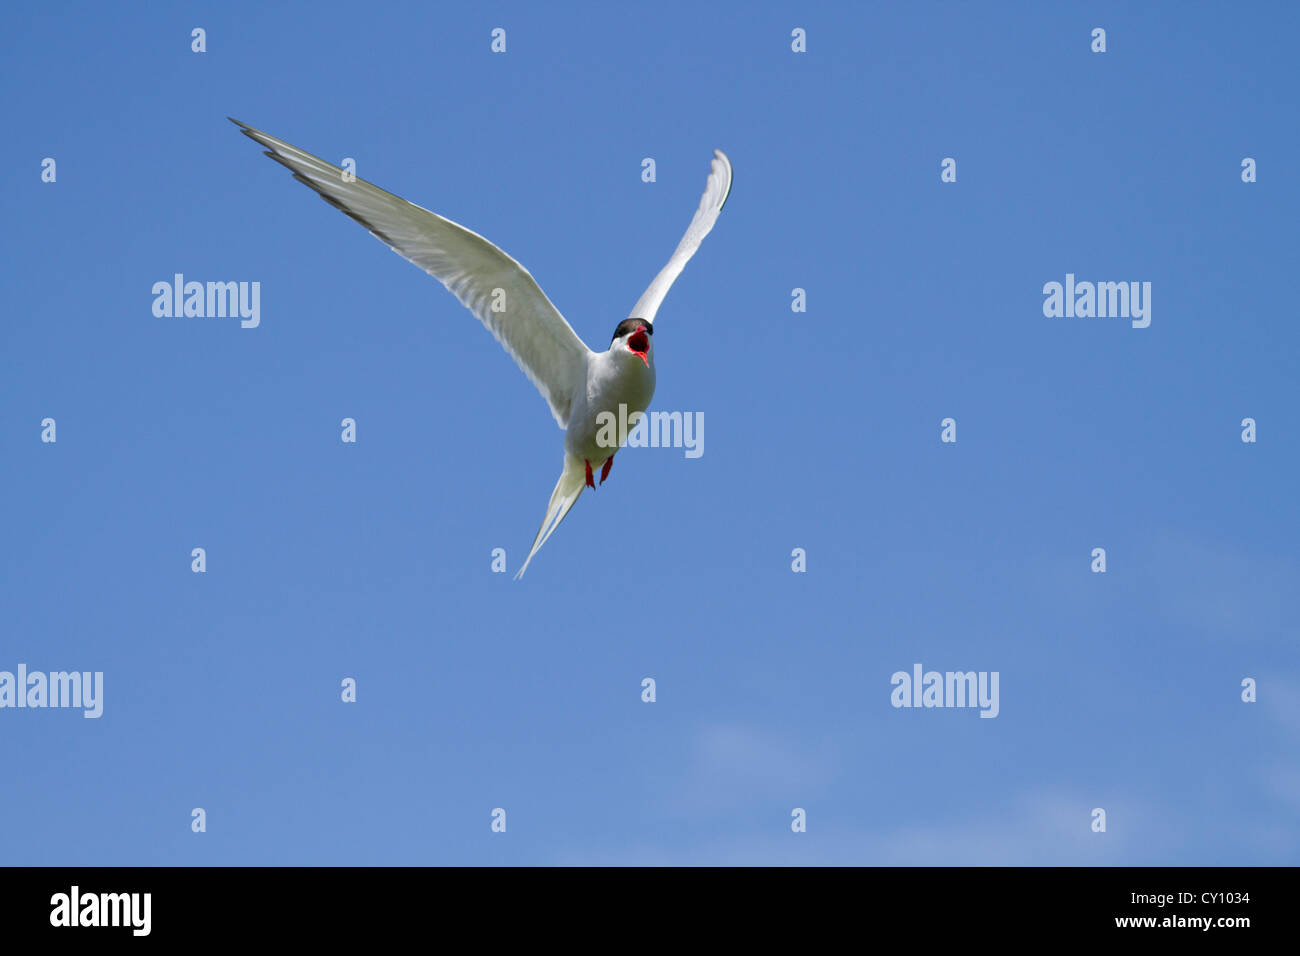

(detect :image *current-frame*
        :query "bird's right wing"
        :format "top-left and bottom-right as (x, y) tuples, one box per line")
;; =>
(231, 118), (591, 428)
(627, 149), (733, 325)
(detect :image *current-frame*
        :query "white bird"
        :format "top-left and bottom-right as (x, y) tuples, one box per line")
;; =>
(231, 119), (732, 577)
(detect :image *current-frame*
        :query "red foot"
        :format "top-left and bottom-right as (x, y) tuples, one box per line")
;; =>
(600, 455), (614, 485)
(584, 460), (595, 489)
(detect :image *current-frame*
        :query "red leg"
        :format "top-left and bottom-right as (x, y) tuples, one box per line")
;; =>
(584, 459), (595, 489)
(600, 455), (614, 485)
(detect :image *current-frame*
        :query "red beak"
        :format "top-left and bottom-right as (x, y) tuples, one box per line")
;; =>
(627, 327), (650, 366)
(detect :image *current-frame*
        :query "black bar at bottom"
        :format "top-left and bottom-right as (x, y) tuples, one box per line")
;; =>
(0, 865), (1280, 941)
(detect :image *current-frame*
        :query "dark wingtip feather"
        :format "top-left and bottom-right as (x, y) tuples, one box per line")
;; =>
(715, 150), (733, 211)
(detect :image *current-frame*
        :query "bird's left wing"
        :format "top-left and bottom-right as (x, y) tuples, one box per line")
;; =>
(626, 149), (732, 325)
(231, 118), (592, 428)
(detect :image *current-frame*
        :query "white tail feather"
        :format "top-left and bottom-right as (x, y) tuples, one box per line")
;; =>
(514, 455), (587, 579)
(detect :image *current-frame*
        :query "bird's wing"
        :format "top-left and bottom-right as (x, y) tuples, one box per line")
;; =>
(627, 149), (733, 325)
(231, 118), (592, 428)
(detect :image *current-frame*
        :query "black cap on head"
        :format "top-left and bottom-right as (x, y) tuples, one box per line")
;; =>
(611, 318), (653, 343)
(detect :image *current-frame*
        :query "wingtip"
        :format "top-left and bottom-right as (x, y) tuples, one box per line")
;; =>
(712, 149), (733, 209)
(230, 117), (270, 146)
(230, 118), (265, 145)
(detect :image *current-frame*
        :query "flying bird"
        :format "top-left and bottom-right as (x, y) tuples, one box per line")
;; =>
(231, 118), (732, 577)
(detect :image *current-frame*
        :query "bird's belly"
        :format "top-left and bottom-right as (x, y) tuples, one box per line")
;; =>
(566, 372), (655, 463)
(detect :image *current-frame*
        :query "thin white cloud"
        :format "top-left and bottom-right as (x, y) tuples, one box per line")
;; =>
(671, 722), (837, 813)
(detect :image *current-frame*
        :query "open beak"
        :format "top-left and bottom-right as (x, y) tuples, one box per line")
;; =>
(627, 327), (650, 366)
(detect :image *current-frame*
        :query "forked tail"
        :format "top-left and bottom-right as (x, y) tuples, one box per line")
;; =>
(515, 454), (587, 579)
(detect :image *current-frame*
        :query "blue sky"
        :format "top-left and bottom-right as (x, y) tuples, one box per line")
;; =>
(2, 1), (1297, 865)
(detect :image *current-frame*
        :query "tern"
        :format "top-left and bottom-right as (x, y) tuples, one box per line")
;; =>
(232, 119), (731, 577)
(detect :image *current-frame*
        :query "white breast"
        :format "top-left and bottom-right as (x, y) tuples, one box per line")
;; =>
(564, 350), (657, 464)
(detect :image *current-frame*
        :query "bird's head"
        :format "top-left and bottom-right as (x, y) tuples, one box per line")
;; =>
(611, 318), (653, 367)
